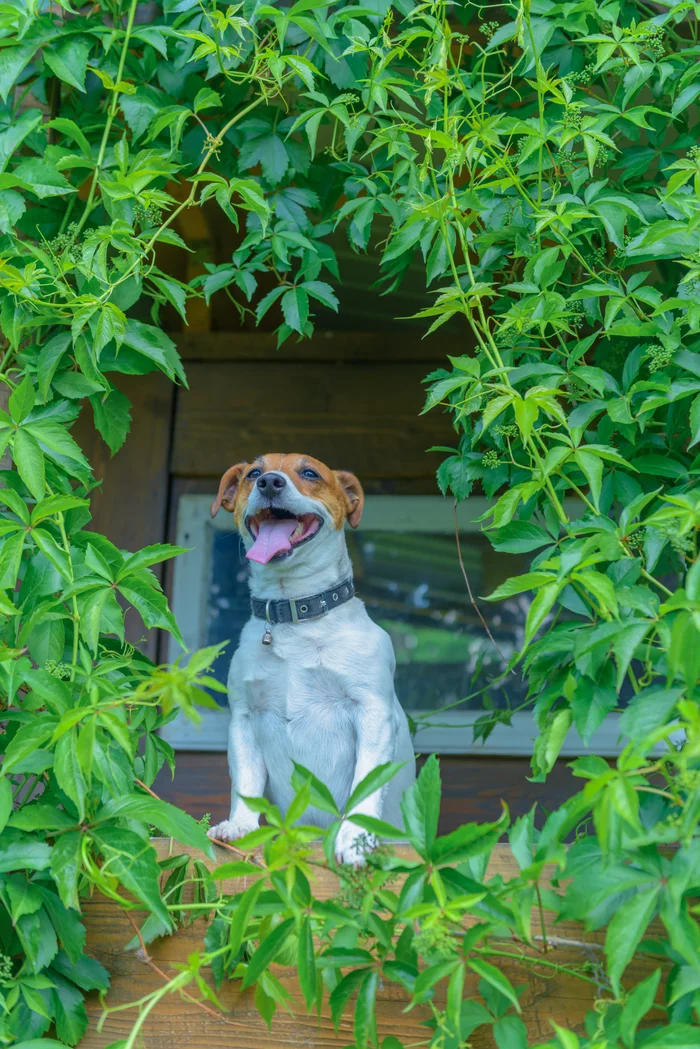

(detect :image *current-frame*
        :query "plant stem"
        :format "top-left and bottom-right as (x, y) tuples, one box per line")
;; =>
(74, 0), (140, 238)
(56, 511), (80, 679)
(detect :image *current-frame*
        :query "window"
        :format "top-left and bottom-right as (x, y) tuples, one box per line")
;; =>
(162, 495), (627, 754)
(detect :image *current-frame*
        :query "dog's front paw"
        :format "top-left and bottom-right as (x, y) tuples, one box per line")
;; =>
(334, 821), (378, 867)
(207, 817), (259, 843)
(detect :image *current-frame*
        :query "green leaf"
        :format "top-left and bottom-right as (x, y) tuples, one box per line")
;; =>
(38, 884), (85, 963)
(0, 42), (38, 103)
(345, 761), (405, 813)
(637, 1026), (700, 1049)
(194, 87), (221, 112)
(239, 129), (289, 183)
(121, 320), (187, 385)
(54, 730), (87, 821)
(400, 753), (441, 859)
(0, 839), (52, 874)
(303, 280), (339, 311)
(52, 948), (109, 993)
(9, 374), (36, 423)
(118, 543), (188, 578)
(347, 814), (404, 838)
(0, 530), (25, 589)
(10, 803), (76, 832)
(570, 681), (617, 745)
(493, 1014), (528, 1049)
(45, 118), (92, 158)
(620, 968), (661, 1046)
(3, 717), (58, 773)
(31, 494), (88, 525)
(689, 393), (700, 448)
(0, 107), (42, 172)
(0, 775), (12, 833)
(89, 387), (132, 454)
(523, 582), (561, 648)
(467, 959), (521, 1013)
(489, 521), (553, 553)
(329, 967), (369, 1030)
(17, 904), (58, 973)
(229, 879), (265, 957)
(431, 810), (507, 866)
(0, 187), (25, 233)
(605, 885), (659, 995)
(618, 686), (683, 742)
(91, 827), (173, 935)
(531, 708), (572, 781)
(118, 576), (183, 644)
(25, 420), (90, 473)
(51, 970), (89, 1045)
(291, 762), (339, 816)
(14, 158), (76, 197)
(32, 527), (71, 580)
(412, 958), (459, 1001)
(98, 711), (133, 758)
(80, 586), (124, 652)
(355, 970), (378, 1049)
(573, 450), (603, 509)
(242, 917), (295, 988)
(95, 795), (215, 857)
(207, 860), (263, 880)
(485, 572), (556, 601)
(44, 36), (91, 92)
(281, 287), (309, 334)
(297, 917), (316, 1009)
(36, 332), (72, 401)
(0, 485), (30, 521)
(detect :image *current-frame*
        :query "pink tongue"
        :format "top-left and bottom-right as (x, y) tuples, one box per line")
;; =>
(246, 518), (298, 564)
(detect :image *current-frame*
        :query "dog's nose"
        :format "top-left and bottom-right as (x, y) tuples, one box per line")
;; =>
(256, 471), (287, 493)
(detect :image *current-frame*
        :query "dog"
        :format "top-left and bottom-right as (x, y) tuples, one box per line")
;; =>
(206, 452), (416, 864)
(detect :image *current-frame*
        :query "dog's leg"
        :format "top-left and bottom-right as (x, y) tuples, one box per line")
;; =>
(335, 693), (396, 866)
(208, 685), (266, 843)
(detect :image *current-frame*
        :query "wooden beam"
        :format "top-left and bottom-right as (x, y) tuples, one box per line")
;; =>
(171, 361), (453, 479)
(173, 329), (471, 362)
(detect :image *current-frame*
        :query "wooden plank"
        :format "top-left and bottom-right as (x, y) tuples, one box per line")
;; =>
(171, 361), (453, 479)
(73, 372), (175, 658)
(174, 330), (470, 362)
(80, 840), (663, 1049)
(153, 753), (582, 836)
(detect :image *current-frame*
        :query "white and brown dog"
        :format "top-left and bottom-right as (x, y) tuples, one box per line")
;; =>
(207, 453), (416, 864)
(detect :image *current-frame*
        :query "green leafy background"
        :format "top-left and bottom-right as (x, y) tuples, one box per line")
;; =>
(1, 0), (700, 1044)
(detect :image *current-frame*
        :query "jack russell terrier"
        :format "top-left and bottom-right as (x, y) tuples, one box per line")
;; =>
(207, 452), (416, 864)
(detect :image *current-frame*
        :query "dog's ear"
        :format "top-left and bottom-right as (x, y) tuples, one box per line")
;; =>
(335, 470), (364, 528)
(211, 463), (247, 518)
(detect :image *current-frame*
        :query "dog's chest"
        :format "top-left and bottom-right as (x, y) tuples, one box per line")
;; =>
(240, 625), (356, 722)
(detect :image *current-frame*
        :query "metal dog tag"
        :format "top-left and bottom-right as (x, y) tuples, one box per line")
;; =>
(262, 600), (273, 645)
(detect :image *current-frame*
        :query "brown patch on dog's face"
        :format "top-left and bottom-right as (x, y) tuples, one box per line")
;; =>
(212, 453), (364, 531)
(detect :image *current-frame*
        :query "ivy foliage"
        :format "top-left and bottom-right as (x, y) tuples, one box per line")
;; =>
(94, 756), (700, 1049)
(0, 0), (700, 1045)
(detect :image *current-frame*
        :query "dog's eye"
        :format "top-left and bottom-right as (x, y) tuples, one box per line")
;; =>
(247, 468), (262, 480)
(300, 468), (319, 480)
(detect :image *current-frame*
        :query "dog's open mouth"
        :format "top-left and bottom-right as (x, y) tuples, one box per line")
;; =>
(245, 508), (323, 564)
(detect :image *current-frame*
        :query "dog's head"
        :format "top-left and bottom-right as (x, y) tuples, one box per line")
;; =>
(211, 453), (364, 565)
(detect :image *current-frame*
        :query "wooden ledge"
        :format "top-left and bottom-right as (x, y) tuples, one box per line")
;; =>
(78, 839), (658, 1049)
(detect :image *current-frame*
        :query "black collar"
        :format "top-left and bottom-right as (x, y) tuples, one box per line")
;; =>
(250, 577), (355, 625)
